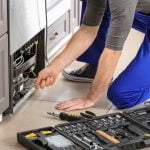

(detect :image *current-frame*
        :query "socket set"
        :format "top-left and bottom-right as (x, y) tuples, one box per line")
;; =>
(56, 113), (150, 150)
(17, 108), (150, 150)
(123, 107), (150, 130)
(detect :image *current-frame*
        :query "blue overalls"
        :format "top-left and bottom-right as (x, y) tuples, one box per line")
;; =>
(78, 0), (150, 108)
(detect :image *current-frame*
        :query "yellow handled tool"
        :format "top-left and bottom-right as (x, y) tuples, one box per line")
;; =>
(25, 133), (37, 139)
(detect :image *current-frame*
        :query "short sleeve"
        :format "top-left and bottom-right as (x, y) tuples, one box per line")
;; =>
(106, 0), (138, 50)
(82, 0), (107, 26)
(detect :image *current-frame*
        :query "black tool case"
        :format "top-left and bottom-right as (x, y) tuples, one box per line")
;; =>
(123, 107), (150, 131)
(17, 126), (82, 150)
(17, 109), (150, 150)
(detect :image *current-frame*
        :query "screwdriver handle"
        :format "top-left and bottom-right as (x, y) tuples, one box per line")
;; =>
(96, 130), (120, 144)
(59, 112), (83, 121)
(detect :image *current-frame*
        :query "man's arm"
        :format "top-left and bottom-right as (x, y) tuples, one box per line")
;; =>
(56, 48), (121, 111)
(35, 0), (106, 88)
(50, 25), (98, 72)
(50, 0), (107, 72)
(87, 0), (139, 100)
(35, 25), (99, 88)
(87, 48), (121, 101)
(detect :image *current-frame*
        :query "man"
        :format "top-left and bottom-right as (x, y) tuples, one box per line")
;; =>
(35, 0), (150, 111)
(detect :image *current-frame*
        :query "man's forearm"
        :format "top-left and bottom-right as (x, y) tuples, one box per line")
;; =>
(88, 48), (122, 100)
(49, 25), (98, 72)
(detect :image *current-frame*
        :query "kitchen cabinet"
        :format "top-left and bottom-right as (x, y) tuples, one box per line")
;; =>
(0, 0), (7, 37)
(47, 12), (70, 53)
(46, 0), (80, 56)
(70, 0), (80, 32)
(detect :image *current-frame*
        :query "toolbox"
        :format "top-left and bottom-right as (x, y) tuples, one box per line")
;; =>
(17, 107), (150, 150)
(17, 126), (81, 150)
(123, 107), (150, 131)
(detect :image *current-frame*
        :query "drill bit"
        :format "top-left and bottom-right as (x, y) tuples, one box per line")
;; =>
(47, 112), (59, 118)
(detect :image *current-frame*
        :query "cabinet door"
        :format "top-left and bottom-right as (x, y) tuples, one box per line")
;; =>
(0, 0), (7, 37)
(70, 0), (80, 32)
(0, 34), (9, 114)
(47, 12), (69, 53)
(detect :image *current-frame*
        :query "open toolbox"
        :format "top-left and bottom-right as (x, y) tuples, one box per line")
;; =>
(17, 126), (81, 150)
(123, 107), (150, 131)
(17, 107), (150, 150)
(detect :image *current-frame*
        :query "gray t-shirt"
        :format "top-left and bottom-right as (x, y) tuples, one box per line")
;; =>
(82, 0), (150, 50)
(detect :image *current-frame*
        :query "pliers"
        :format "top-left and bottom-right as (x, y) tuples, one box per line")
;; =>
(80, 111), (96, 119)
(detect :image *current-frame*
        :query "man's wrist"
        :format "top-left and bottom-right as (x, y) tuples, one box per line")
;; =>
(47, 63), (62, 74)
(86, 91), (102, 102)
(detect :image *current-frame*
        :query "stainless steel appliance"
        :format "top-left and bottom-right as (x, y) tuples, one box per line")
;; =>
(7, 0), (46, 113)
(9, 0), (46, 55)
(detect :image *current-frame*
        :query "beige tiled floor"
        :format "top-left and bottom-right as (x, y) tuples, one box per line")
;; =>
(0, 29), (149, 149)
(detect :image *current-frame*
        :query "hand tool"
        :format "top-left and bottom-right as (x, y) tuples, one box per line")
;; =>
(144, 133), (150, 137)
(107, 128), (131, 142)
(90, 131), (110, 145)
(25, 133), (37, 139)
(125, 125), (145, 137)
(96, 130), (120, 144)
(73, 134), (104, 150)
(80, 111), (96, 118)
(144, 120), (150, 127)
(73, 134), (92, 148)
(108, 129), (128, 137)
(40, 131), (53, 135)
(47, 112), (83, 121)
(144, 101), (150, 107)
(116, 115), (122, 119)
(83, 136), (94, 145)
(85, 111), (96, 116)
(108, 116), (114, 120)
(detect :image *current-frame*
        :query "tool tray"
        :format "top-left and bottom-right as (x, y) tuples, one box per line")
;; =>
(17, 126), (81, 150)
(17, 110), (150, 150)
(123, 107), (150, 131)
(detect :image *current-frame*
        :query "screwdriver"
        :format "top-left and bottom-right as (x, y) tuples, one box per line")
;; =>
(47, 112), (83, 121)
(96, 130), (120, 144)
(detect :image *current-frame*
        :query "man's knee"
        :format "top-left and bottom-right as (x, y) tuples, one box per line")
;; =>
(107, 84), (150, 109)
(107, 85), (124, 108)
(107, 84), (134, 109)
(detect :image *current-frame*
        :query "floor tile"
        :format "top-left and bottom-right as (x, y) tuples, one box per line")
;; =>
(30, 75), (91, 102)
(0, 145), (25, 150)
(0, 100), (63, 146)
(107, 99), (150, 115)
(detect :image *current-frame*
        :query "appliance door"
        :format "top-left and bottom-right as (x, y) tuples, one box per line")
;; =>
(9, 0), (46, 54)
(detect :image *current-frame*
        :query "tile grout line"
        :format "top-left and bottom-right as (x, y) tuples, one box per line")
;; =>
(28, 99), (61, 102)
(106, 104), (113, 114)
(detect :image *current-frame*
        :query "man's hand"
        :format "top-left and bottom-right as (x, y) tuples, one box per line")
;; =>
(35, 67), (59, 89)
(55, 96), (98, 111)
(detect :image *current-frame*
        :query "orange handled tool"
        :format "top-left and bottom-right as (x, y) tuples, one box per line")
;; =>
(96, 130), (120, 144)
